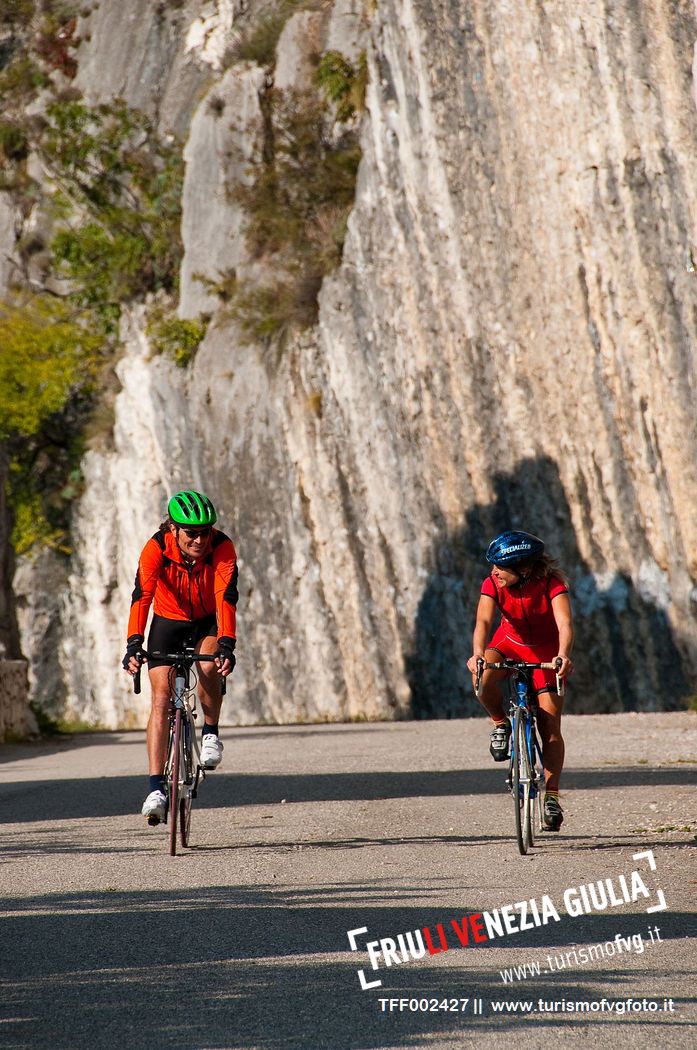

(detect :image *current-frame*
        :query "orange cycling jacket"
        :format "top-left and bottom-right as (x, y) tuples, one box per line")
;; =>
(127, 528), (237, 640)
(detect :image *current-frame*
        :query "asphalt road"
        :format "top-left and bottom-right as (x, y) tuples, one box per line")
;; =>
(0, 712), (695, 1049)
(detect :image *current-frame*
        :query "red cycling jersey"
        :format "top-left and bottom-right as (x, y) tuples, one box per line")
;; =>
(127, 527), (237, 640)
(481, 572), (567, 647)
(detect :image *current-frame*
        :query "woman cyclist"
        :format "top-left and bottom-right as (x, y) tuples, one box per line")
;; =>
(122, 490), (238, 825)
(466, 530), (573, 831)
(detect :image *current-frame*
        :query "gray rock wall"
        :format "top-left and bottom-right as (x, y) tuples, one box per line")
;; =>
(0, 661), (35, 740)
(14, 0), (697, 725)
(0, 453), (34, 740)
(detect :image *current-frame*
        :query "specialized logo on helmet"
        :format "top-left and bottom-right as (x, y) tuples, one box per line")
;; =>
(486, 530), (544, 565)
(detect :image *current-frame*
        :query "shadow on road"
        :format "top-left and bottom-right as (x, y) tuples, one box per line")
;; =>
(1, 764), (695, 825)
(0, 733), (118, 765)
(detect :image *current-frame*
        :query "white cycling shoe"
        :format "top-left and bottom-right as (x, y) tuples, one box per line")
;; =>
(200, 734), (224, 770)
(141, 789), (167, 825)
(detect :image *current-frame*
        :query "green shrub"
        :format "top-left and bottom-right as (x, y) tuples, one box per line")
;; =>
(194, 268), (238, 304)
(0, 293), (103, 552)
(233, 0), (306, 67)
(0, 57), (48, 100)
(0, 52), (187, 553)
(147, 311), (209, 368)
(40, 99), (184, 315)
(239, 90), (360, 257)
(316, 50), (367, 122)
(0, 295), (101, 439)
(228, 86), (361, 342)
(0, 119), (28, 161)
(36, 11), (78, 78)
(29, 702), (104, 736)
(230, 273), (321, 343)
(0, 0), (35, 24)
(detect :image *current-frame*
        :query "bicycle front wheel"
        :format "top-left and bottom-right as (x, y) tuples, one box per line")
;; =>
(168, 708), (183, 857)
(512, 711), (533, 855)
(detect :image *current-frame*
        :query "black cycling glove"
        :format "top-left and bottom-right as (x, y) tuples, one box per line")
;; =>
(122, 634), (145, 670)
(216, 636), (236, 672)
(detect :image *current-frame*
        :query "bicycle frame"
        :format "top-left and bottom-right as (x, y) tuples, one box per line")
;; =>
(164, 658), (204, 855)
(168, 658), (204, 773)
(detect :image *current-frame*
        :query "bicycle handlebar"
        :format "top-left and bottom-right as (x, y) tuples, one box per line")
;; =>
(143, 650), (219, 664)
(480, 659), (562, 670)
(133, 650), (226, 696)
(474, 657), (564, 698)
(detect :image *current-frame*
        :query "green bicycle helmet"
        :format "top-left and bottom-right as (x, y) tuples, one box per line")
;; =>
(168, 490), (217, 527)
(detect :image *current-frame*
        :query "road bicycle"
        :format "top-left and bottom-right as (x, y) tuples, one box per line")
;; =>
(476, 657), (563, 855)
(135, 649), (225, 856)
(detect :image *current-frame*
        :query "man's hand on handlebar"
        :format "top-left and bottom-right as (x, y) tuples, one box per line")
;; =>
(122, 634), (146, 676)
(215, 637), (236, 678)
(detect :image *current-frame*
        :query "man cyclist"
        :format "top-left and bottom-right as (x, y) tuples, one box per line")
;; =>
(122, 490), (237, 825)
(466, 530), (573, 831)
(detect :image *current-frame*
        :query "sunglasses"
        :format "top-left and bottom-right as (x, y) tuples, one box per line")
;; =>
(179, 526), (212, 539)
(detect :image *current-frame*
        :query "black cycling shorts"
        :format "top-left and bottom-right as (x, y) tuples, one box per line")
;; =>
(147, 614), (217, 668)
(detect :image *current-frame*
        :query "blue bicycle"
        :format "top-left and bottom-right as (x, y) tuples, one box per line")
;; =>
(476, 658), (563, 854)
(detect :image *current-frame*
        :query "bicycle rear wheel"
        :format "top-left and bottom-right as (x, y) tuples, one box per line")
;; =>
(180, 794), (192, 847)
(523, 725), (535, 851)
(179, 717), (194, 848)
(530, 728), (544, 841)
(168, 708), (183, 857)
(512, 711), (533, 855)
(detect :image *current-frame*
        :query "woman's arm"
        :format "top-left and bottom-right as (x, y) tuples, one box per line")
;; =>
(466, 594), (497, 673)
(551, 591), (574, 677)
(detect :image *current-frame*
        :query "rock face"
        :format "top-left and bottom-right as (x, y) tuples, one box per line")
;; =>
(0, 449), (35, 740)
(0, 661), (34, 740)
(13, 0), (697, 726)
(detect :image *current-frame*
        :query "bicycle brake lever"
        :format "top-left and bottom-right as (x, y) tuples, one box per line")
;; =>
(554, 657), (565, 697)
(134, 666), (141, 695)
(475, 657), (484, 698)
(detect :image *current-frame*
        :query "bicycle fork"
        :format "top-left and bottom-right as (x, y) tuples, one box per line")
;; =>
(176, 671), (205, 798)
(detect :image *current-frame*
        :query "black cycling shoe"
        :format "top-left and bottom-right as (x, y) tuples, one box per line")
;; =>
(489, 720), (511, 762)
(543, 795), (564, 831)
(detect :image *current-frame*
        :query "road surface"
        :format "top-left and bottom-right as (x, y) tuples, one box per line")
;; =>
(0, 712), (695, 1049)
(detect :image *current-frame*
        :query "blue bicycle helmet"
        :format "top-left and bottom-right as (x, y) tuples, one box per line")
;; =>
(486, 530), (545, 566)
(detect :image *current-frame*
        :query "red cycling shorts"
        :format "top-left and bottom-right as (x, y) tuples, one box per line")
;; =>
(487, 626), (560, 694)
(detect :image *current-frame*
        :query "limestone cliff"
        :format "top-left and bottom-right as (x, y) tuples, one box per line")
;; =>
(8, 0), (697, 727)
